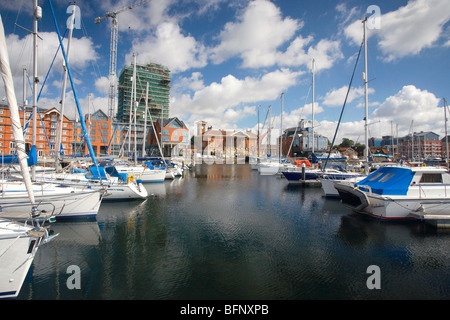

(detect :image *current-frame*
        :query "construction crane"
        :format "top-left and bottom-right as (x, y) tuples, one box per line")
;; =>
(95, 0), (151, 121)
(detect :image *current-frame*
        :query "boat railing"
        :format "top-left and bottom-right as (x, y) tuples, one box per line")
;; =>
(356, 184), (372, 194)
(0, 200), (59, 222)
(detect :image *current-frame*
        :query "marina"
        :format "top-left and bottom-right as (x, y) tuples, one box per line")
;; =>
(0, 0), (449, 307)
(16, 164), (450, 300)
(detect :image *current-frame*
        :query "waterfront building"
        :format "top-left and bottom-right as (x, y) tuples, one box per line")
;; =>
(0, 104), (74, 158)
(280, 120), (328, 157)
(117, 62), (170, 124)
(196, 122), (258, 158)
(149, 117), (190, 157)
(397, 131), (442, 160)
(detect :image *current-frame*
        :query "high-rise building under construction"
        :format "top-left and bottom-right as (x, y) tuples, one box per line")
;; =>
(117, 62), (170, 123)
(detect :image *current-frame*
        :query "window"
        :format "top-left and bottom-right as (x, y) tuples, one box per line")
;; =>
(379, 173), (394, 183)
(368, 172), (383, 181)
(419, 173), (442, 184)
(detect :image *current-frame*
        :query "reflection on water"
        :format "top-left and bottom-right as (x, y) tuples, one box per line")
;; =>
(19, 164), (450, 300)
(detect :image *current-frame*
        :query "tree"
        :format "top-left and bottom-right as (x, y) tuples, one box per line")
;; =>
(340, 138), (354, 148)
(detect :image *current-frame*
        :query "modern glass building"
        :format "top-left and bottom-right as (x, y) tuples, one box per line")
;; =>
(117, 62), (170, 123)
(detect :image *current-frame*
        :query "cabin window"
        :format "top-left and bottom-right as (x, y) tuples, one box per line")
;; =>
(368, 172), (383, 181)
(419, 173), (442, 184)
(379, 173), (394, 183)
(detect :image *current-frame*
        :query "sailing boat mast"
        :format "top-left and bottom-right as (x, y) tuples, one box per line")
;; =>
(311, 59), (315, 155)
(444, 98), (448, 169)
(31, 0), (40, 181)
(362, 18), (369, 173)
(55, 5), (76, 171)
(142, 82), (149, 157)
(127, 55), (133, 157)
(280, 93), (284, 162)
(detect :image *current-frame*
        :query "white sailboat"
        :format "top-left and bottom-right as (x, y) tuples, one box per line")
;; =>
(0, 217), (55, 299)
(0, 2), (105, 220)
(0, 10), (56, 299)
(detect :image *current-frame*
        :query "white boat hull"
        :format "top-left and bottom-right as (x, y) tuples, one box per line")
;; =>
(0, 181), (104, 220)
(258, 163), (282, 175)
(114, 166), (166, 183)
(33, 172), (148, 201)
(0, 219), (43, 299)
(335, 166), (450, 222)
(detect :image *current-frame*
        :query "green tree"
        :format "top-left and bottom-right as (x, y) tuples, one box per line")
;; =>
(340, 138), (354, 148)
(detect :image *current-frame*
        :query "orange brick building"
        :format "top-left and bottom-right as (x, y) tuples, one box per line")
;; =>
(0, 105), (74, 158)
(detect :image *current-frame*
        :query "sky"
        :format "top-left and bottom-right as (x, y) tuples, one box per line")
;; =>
(0, 0), (449, 147)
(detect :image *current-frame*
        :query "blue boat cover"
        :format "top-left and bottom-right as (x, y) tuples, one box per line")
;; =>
(355, 166), (415, 196)
(27, 145), (38, 166)
(88, 166), (108, 180)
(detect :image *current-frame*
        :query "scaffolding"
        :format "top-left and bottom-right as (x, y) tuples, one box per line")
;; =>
(117, 62), (170, 123)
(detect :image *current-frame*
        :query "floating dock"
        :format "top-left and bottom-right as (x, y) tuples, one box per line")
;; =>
(410, 211), (450, 228)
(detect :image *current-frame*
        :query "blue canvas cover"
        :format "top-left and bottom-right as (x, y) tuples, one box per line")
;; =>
(355, 166), (415, 196)
(27, 145), (38, 166)
(87, 166), (108, 180)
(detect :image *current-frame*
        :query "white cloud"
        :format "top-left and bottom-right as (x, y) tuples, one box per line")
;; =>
(94, 76), (111, 95)
(210, 0), (342, 71)
(371, 85), (441, 130)
(322, 86), (374, 107)
(0, 32), (98, 106)
(344, 0), (450, 61)
(278, 37), (343, 71)
(314, 85), (444, 145)
(211, 0), (301, 67)
(127, 22), (208, 73)
(6, 32), (98, 78)
(171, 68), (302, 130)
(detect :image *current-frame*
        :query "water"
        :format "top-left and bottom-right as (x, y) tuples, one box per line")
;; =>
(19, 164), (450, 300)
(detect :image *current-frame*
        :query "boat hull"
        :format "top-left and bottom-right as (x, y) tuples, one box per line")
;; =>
(114, 166), (166, 183)
(0, 219), (42, 299)
(0, 185), (104, 220)
(336, 182), (450, 220)
(258, 164), (281, 175)
(33, 172), (148, 201)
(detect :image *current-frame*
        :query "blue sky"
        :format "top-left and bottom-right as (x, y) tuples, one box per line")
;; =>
(1, 0), (449, 145)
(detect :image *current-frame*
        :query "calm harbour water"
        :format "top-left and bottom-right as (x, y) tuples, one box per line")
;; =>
(19, 164), (450, 300)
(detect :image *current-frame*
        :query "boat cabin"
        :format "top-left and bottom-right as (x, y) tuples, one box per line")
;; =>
(355, 166), (450, 196)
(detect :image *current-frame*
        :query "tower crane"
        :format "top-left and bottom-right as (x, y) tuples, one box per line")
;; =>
(95, 0), (151, 121)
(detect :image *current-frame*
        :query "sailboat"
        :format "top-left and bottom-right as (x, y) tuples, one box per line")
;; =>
(0, 11), (56, 299)
(111, 55), (166, 183)
(0, 1), (105, 220)
(258, 93), (286, 175)
(10, 7), (147, 202)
